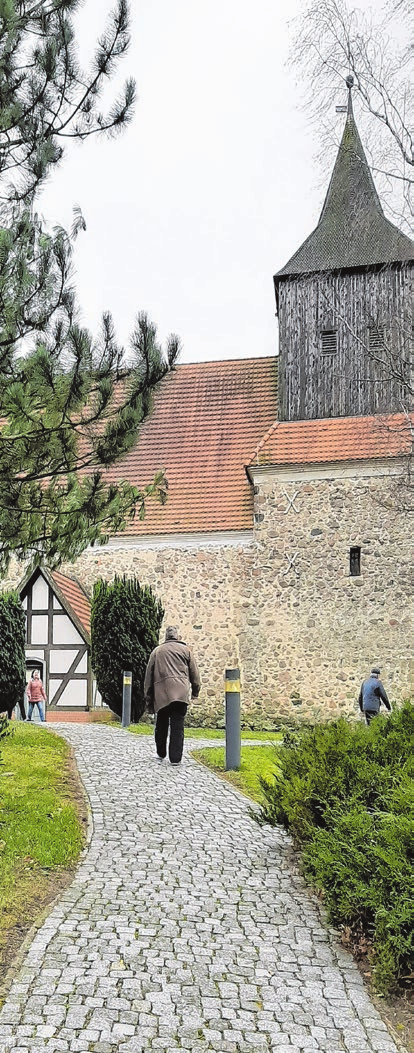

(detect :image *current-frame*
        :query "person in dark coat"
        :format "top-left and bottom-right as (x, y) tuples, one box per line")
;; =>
(144, 626), (201, 764)
(358, 666), (391, 725)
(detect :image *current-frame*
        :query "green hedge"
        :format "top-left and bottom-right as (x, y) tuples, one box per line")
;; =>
(91, 576), (164, 722)
(257, 703), (414, 993)
(0, 590), (26, 716)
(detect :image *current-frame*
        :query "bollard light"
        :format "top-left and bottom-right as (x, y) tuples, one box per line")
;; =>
(225, 667), (241, 770)
(122, 671), (132, 728)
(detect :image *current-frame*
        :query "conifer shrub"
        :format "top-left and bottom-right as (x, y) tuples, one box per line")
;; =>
(0, 591), (26, 719)
(91, 576), (164, 722)
(257, 703), (414, 992)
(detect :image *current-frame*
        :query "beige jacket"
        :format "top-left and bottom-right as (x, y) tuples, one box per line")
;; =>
(144, 639), (201, 714)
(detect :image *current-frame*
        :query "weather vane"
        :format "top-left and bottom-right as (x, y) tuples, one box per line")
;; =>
(336, 74), (354, 113)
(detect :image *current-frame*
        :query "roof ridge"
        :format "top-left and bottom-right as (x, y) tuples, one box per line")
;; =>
(257, 410), (411, 430)
(175, 355), (276, 369)
(251, 419), (280, 462)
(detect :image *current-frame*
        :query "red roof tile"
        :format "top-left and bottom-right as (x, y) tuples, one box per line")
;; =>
(105, 358), (277, 534)
(51, 571), (91, 638)
(250, 413), (413, 468)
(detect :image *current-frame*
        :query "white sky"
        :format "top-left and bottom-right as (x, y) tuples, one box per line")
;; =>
(40, 0), (347, 364)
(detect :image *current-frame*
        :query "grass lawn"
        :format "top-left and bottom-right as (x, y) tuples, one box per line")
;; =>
(191, 744), (281, 802)
(129, 723), (283, 741)
(0, 723), (85, 992)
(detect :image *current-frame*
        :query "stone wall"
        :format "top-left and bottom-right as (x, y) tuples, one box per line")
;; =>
(5, 464), (413, 724)
(247, 465), (413, 721)
(64, 463), (413, 723)
(66, 541), (254, 724)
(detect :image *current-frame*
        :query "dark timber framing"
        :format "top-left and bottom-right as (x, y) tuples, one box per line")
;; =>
(20, 567), (91, 712)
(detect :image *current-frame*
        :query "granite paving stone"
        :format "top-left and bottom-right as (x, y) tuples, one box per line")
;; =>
(0, 725), (405, 1053)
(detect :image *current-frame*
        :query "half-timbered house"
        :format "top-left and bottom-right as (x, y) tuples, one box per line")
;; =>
(19, 567), (92, 720)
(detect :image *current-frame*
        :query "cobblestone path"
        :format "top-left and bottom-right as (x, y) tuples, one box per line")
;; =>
(0, 725), (401, 1053)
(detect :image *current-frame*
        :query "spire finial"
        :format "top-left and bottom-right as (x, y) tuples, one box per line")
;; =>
(346, 74), (354, 115)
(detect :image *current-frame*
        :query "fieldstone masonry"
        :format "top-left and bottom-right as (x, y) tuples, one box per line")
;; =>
(246, 468), (413, 719)
(4, 467), (413, 724)
(68, 542), (248, 715)
(67, 467), (413, 723)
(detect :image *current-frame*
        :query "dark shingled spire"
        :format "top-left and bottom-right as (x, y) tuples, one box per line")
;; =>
(275, 79), (414, 279)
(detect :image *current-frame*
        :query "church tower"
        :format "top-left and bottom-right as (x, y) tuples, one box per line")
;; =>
(274, 78), (414, 422)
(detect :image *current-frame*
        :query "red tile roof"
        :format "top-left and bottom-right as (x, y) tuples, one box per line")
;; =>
(51, 571), (91, 639)
(105, 358), (278, 534)
(250, 413), (413, 468)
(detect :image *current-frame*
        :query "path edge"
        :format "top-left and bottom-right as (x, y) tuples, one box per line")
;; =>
(0, 734), (94, 1007)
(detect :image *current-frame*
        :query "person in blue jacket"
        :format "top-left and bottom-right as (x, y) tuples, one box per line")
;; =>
(358, 666), (391, 725)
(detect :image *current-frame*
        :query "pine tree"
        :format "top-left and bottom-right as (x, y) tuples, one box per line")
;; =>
(0, 1), (179, 571)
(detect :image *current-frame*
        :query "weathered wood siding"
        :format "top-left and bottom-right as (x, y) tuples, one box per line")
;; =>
(278, 263), (413, 420)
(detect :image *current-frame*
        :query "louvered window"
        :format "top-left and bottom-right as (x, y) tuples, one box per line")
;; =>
(320, 328), (338, 355)
(368, 325), (385, 352)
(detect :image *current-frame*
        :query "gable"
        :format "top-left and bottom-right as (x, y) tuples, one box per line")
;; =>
(20, 567), (90, 644)
(51, 571), (91, 638)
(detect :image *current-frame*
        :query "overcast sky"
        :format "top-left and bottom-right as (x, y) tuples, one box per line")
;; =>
(41, 0), (350, 364)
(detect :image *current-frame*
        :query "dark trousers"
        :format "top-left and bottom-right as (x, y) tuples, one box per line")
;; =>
(7, 698), (26, 721)
(155, 701), (188, 763)
(364, 709), (378, 725)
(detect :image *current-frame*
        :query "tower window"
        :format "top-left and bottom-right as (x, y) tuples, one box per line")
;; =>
(368, 325), (385, 352)
(320, 328), (338, 355)
(350, 546), (361, 576)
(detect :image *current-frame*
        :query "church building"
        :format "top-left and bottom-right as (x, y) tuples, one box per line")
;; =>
(14, 82), (414, 723)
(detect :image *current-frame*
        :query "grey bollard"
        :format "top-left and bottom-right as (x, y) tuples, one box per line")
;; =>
(225, 667), (241, 770)
(122, 671), (132, 728)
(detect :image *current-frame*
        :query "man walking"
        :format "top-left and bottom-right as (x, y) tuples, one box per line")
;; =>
(358, 666), (391, 725)
(144, 626), (201, 765)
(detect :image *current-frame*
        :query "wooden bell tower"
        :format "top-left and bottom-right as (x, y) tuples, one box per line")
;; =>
(274, 78), (414, 422)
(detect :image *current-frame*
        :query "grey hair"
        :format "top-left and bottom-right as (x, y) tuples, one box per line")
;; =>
(165, 626), (179, 641)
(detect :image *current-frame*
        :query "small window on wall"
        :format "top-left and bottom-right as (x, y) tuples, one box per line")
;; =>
(368, 324), (385, 352)
(350, 546), (361, 576)
(320, 328), (338, 355)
